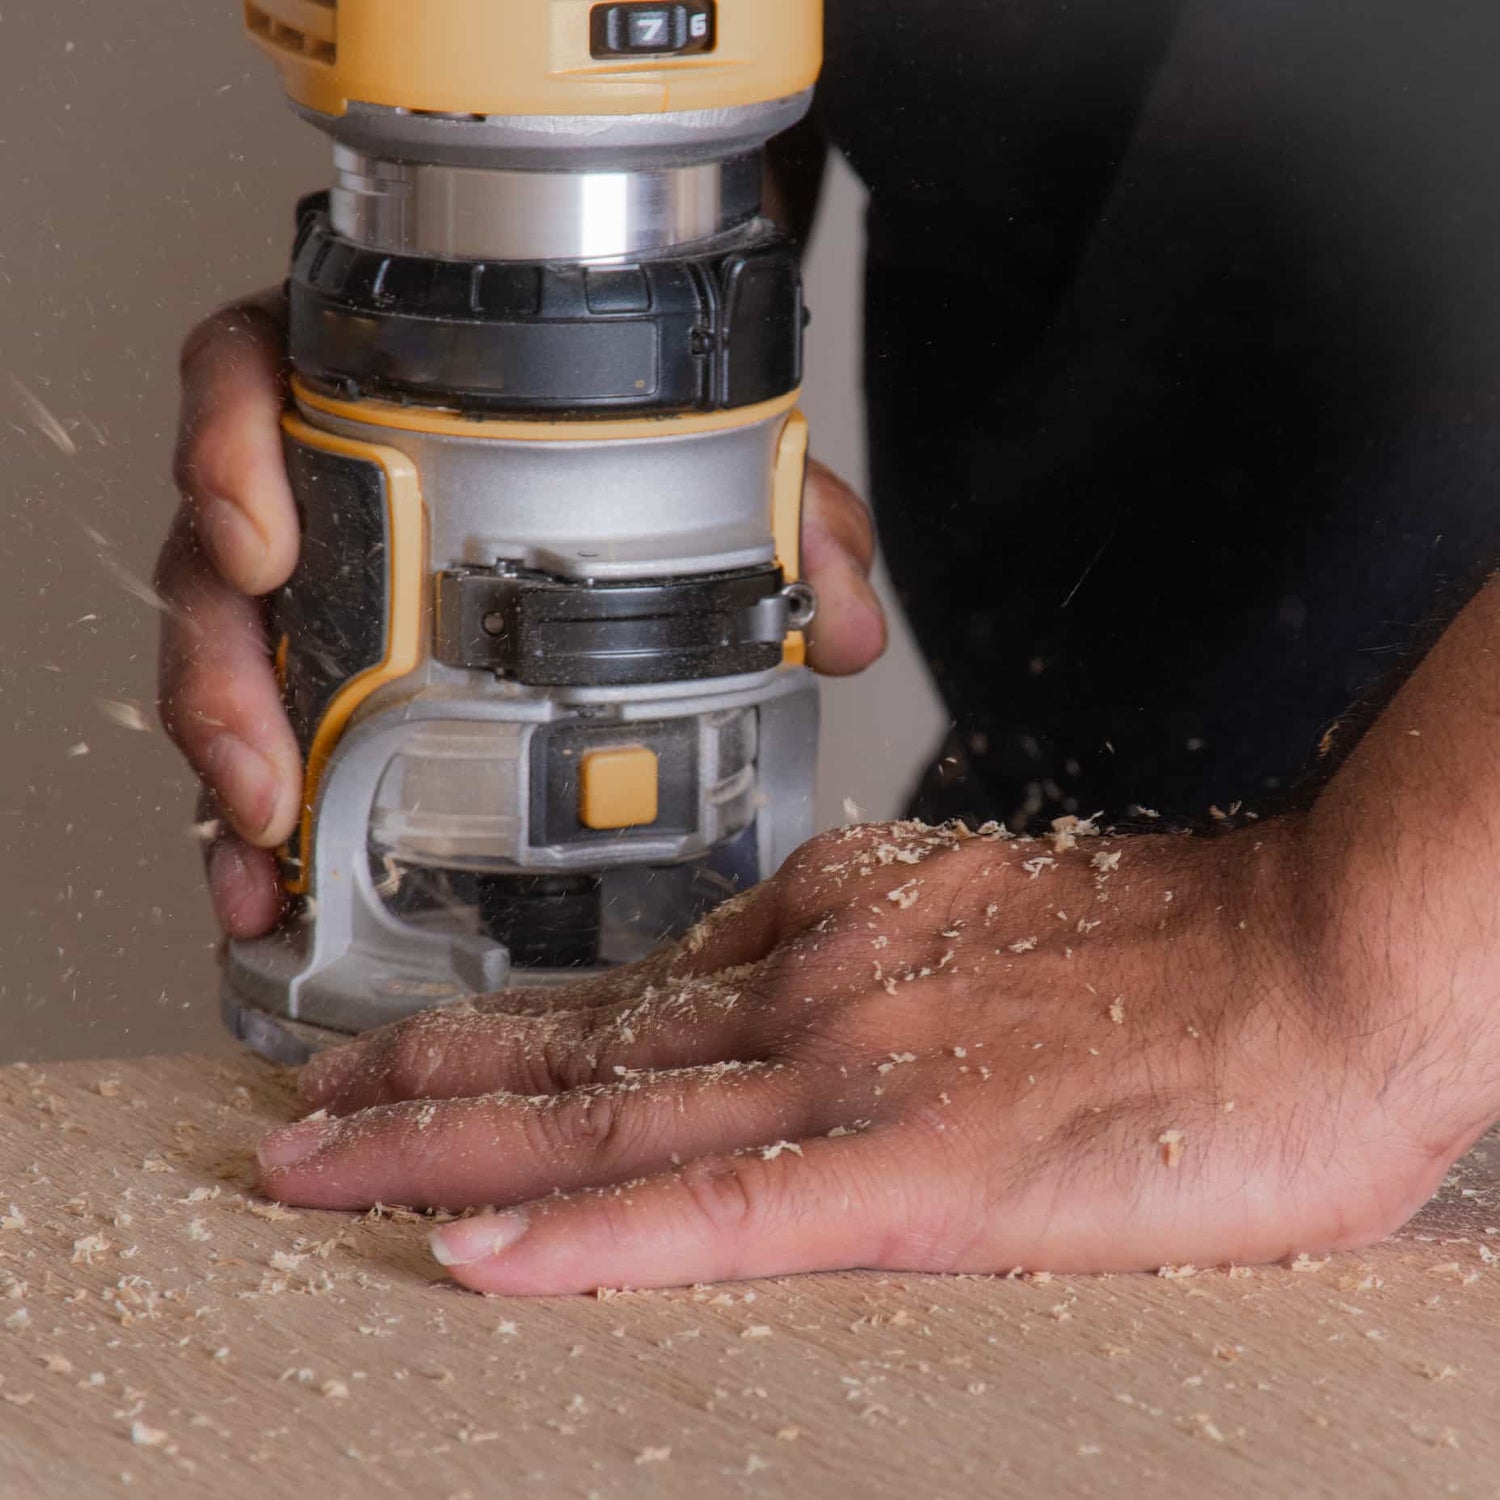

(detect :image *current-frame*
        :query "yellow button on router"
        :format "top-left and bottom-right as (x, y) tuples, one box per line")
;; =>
(579, 746), (660, 831)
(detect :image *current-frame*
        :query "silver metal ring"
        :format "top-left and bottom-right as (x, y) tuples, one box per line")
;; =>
(330, 147), (761, 261)
(298, 93), (813, 172)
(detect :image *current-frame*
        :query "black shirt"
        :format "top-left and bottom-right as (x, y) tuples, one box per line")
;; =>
(816, 0), (1500, 830)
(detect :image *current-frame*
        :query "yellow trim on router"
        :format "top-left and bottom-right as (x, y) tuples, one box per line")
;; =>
(772, 408), (809, 667)
(246, 0), (822, 120)
(281, 413), (426, 895)
(293, 377), (800, 443)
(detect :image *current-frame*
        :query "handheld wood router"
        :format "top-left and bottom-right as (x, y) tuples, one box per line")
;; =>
(223, 0), (824, 1062)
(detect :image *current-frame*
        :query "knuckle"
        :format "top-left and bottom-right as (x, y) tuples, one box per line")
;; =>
(521, 1028), (600, 1095)
(177, 318), (219, 380)
(677, 1156), (766, 1237)
(178, 298), (283, 380)
(153, 510), (198, 599)
(807, 471), (877, 565)
(797, 996), (896, 1065)
(783, 828), (848, 886)
(524, 1089), (634, 1164)
(385, 1012), (452, 1098)
(170, 444), (196, 497)
(833, 501), (877, 565)
(175, 424), (237, 504)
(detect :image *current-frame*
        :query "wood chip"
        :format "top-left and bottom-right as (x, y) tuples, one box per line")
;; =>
(1157, 1130), (1186, 1168)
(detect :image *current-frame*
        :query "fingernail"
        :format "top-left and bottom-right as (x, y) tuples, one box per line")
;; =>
(430, 1212), (530, 1268)
(198, 494), (268, 577)
(204, 734), (281, 842)
(257, 1118), (337, 1172)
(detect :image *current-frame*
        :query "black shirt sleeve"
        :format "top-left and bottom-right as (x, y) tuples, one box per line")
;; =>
(820, 0), (1500, 829)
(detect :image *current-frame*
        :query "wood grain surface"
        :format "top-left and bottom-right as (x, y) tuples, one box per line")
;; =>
(0, 1053), (1496, 1498)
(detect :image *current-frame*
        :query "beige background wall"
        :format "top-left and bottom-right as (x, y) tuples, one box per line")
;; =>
(0, 4), (944, 1063)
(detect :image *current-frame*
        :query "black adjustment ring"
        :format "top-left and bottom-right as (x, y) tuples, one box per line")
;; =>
(287, 201), (803, 416)
(435, 564), (793, 687)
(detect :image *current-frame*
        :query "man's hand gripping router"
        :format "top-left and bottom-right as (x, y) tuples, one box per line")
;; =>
(160, 295), (1500, 1296)
(157, 293), (889, 937)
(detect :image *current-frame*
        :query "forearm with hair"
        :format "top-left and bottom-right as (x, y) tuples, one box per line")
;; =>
(1302, 573), (1500, 1134)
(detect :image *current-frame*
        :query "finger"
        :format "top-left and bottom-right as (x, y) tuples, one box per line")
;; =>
(174, 290), (298, 598)
(426, 1132), (916, 1296)
(468, 879), (787, 1021)
(156, 512), (302, 846)
(205, 832), (285, 939)
(801, 460), (887, 677)
(299, 964), (770, 1114)
(260, 1064), (804, 1213)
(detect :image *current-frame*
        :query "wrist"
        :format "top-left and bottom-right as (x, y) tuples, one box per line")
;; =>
(1283, 792), (1500, 1164)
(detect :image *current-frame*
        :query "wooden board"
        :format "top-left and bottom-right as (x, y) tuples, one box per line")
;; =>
(0, 1053), (1496, 1499)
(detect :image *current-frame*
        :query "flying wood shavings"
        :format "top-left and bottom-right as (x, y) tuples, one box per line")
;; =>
(741, 1325), (772, 1339)
(1008, 937), (1038, 954)
(1157, 1130), (1186, 1168)
(7, 373), (78, 456)
(128, 1421), (170, 1449)
(96, 699), (151, 734)
(1108, 998), (1126, 1026)
(86, 531), (173, 615)
(635, 1447), (672, 1464)
(886, 881), (920, 910)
